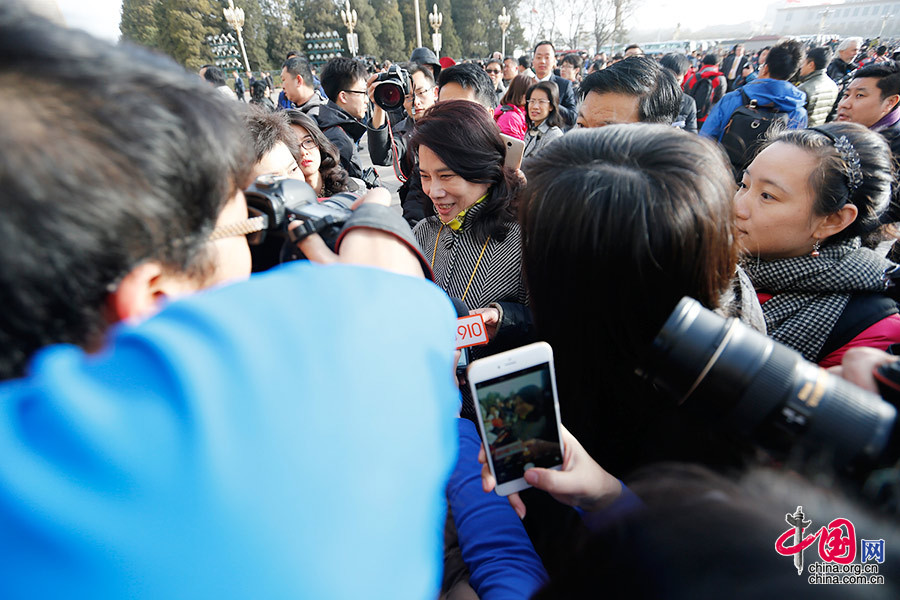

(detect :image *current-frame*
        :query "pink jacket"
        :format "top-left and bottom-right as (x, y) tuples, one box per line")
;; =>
(494, 105), (527, 140)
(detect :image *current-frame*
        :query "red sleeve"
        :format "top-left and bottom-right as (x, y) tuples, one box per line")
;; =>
(818, 314), (900, 368)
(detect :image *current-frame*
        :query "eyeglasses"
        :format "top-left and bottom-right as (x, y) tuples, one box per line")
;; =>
(299, 136), (318, 150)
(526, 98), (550, 106)
(405, 87), (435, 102)
(208, 206), (269, 245)
(485, 69), (501, 74)
(342, 89), (368, 95)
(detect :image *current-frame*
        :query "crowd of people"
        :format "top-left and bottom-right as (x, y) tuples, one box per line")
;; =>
(3, 0), (900, 596)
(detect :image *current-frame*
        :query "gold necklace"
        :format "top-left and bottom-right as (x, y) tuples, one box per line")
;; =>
(430, 223), (491, 303)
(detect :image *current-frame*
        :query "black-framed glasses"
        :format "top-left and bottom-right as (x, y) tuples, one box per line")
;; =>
(299, 136), (318, 150)
(342, 89), (368, 95)
(404, 87), (435, 102)
(485, 69), (501, 74)
(208, 206), (269, 245)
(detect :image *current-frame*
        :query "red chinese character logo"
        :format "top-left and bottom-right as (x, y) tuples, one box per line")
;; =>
(776, 516), (856, 564)
(817, 518), (856, 564)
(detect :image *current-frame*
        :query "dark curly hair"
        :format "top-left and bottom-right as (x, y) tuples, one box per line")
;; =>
(410, 100), (522, 243)
(283, 110), (351, 197)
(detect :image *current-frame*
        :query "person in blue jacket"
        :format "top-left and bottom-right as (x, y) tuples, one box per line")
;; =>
(0, 5), (547, 598)
(701, 39), (809, 140)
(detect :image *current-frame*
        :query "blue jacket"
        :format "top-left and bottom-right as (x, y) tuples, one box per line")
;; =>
(0, 262), (460, 599)
(700, 78), (808, 140)
(449, 419), (548, 599)
(277, 89), (295, 110)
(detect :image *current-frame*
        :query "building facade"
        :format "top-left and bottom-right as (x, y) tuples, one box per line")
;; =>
(772, 1), (898, 37)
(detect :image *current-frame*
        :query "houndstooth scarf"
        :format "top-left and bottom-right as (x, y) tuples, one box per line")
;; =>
(743, 238), (895, 362)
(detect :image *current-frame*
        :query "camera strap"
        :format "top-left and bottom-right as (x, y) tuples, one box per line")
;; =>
(387, 118), (408, 184)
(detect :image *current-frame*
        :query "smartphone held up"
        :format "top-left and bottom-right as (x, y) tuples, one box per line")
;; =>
(468, 342), (565, 496)
(500, 133), (526, 171)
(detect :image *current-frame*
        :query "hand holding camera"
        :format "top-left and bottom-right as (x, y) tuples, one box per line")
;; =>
(246, 176), (428, 278)
(367, 66), (412, 129)
(298, 189), (423, 277)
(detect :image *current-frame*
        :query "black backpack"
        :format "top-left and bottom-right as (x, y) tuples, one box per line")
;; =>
(720, 89), (791, 175)
(688, 76), (715, 122)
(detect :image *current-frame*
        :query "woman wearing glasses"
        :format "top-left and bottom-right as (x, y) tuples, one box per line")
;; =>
(523, 81), (564, 158)
(284, 110), (353, 197)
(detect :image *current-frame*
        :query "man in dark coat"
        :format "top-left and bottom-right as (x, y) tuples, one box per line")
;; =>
(315, 57), (380, 187)
(827, 37), (861, 82)
(367, 64), (438, 224)
(234, 72), (245, 101)
(531, 40), (578, 129)
(721, 44), (749, 92)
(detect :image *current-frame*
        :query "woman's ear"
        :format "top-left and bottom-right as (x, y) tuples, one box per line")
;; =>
(815, 203), (859, 241)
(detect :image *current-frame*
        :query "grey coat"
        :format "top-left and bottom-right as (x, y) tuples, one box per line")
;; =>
(523, 122), (564, 158)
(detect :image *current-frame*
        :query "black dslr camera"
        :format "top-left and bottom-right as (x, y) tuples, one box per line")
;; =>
(244, 175), (357, 269)
(372, 65), (411, 111)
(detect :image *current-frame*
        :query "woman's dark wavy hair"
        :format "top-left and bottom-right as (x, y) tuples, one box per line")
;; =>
(520, 125), (739, 472)
(410, 100), (521, 243)
(762, 122), (897, 247)
(284, 109), (350, 196)
(525, 80), (564, 129)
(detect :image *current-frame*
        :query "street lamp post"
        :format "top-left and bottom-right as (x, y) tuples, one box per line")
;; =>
(223, 0), (251, 78)
(429, 4), (443, 56)
(498, 7), (511, 58)
(414, 0), (423, 48)
(879, 14), (894, 38)
(817, 7), (833, 36)
(341, 0), (359, 57)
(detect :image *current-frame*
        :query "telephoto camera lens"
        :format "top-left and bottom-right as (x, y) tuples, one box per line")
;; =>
(643, 297), (898, 471)
(373, 82), (404, 111)
(372, 65), (411, 111)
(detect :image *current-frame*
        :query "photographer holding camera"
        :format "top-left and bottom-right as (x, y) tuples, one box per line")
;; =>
(314, 57), (380, 188)
(366, 63), (438, 225)
(0, 4), (461, 598)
